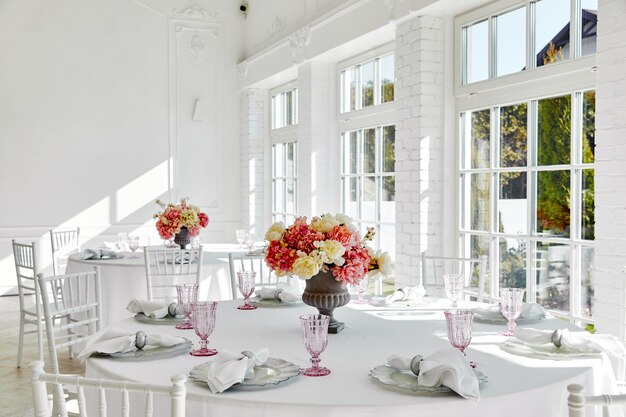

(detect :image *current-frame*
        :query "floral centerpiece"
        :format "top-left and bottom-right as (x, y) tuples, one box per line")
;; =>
(264, 213), (391, 285)
(153, 198), (209, 245)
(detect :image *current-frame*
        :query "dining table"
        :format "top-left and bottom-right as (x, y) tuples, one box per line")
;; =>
(83, 297), (622, 417)
(65, 244), (249, 326)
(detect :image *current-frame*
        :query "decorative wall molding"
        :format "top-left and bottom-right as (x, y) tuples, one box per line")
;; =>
(267, 16), (287, 39)
(173, 3), (220, 22)
(238, 61), (249, 79)
(288, 26), (311, 64)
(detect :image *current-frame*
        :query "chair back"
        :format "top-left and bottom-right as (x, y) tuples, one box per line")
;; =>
(143, 247), (204, 301)
(228, 253), (275, 299)
(12, 240), (40, 312)
(421, 254), (488, 302)
(567, 383), (626, 417)
(50, 228), (80, 275)
(29, 361), (187, 417)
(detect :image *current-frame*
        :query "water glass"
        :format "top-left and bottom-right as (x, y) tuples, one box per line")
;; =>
(299, 314), (331, 377)
(128, 236), (139, 258)
(500, 288), (525, 336)
(175, 284), (198, 330)
(237, 271), (257, 310)
(235, 229), (247, 247)
(444, 309), (474, 355)
(117, 232), (129, 251)
(190, 301), (218, 357)
(443, 274), (464, 308)
(244, 233), (255, 252)
(352, 275), (368, 304)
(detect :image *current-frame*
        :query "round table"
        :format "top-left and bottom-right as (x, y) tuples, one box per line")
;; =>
(84, 298), (619, 417)
(65, 244), (247, 326)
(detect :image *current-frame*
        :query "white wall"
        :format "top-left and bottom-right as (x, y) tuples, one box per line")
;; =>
(0, 0), (245, 294)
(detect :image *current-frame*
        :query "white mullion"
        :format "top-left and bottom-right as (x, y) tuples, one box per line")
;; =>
(461, 26), (468, 85)
(527, 0), (536, 71)
(527, 239), (537, 303)
(356, 65), (363, 112)
(374, 58), (381, 106)
(489, 15), (497, 79)
(571, 0), (581, 59)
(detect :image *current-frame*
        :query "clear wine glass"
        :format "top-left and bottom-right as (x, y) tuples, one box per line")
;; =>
(117, 232), (129, 252)
(237, 271), (257, 310)
(443, 274), (464, 308)
(128, 236), (139, 258)
(175, 284), (198, 330)
(352, 275), (369, 304)
(235, 229), (247, 247)
(244, 233), (255, 253)
(500, 288), (525, 336)
(189, 301), (218, 357)
(299, 314), (331, 377)
(444, 309), (474, 357)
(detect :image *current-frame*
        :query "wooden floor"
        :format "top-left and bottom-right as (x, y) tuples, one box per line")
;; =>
(0, 295), (84, 417)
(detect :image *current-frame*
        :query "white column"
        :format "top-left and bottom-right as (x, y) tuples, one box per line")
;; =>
(394, 15), (445, 288)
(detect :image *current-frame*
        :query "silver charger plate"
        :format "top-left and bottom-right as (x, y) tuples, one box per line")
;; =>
(95, 338), (193, 361)
(189, 357), (300, 388)
(134, 313), (184, 325)
(501, 339), (602, 359)
(369, 365), (487, 395)
(249, 297), (302, 307)
(84, 253), (124, 260)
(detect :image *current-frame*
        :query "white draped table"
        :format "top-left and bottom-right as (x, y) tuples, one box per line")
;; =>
(65, 244), (246, 326)
(85, 298), (620, 417)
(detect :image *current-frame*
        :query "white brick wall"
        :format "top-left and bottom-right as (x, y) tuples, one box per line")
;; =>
(240, 88), (267, 237)
(594, 0), (626, 337)
(394, 15), (445, 288)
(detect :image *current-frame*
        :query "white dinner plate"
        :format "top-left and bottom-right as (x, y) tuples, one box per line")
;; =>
(94, 338), (193, 361)
(369, 365), (487, 395)
(189, 357), (300, 388)
(501, 339), (603, 359)
(133, 313), (184, 325)
(249, 297), (302, 307)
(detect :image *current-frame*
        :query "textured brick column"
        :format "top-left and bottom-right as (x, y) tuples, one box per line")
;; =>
(394, 15), (445, 288)
(594, 0), (626, 336)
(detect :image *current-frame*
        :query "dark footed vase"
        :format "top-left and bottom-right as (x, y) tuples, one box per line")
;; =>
(174, 226), (192, 248)
(301, 271), (350, 334)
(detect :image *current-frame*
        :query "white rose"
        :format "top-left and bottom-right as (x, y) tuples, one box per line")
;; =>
(311, 214), (339, 233)
(335, 213), (353, 226)
(317, 240), (346, 266)
(292, 255), (321, 279)
(377, 251), (393, 276)
(264, 222), (285, 242)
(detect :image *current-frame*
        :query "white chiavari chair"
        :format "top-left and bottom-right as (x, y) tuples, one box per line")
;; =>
(228, 253), (276, 300)
(29, 361), (187, 417)
(49, 228), (81, 276)
(143, 247), (204, 301)
(421, 254), (489, 303)
(567, 383), (626, 417)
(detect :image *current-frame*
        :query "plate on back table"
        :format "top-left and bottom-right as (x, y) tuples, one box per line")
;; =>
(133, 313), (184, 325)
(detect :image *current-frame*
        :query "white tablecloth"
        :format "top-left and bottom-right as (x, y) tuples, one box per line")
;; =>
(66, 244), (247, 326)
(85, 298), (620, 417)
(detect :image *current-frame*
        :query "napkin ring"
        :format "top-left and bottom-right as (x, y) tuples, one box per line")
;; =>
(274, 290), (284, 301)
(135, 331), (147, 350)
(168, 302), (179, 317)
(551, 329), (563, 348)
(409, 355), (424, 376)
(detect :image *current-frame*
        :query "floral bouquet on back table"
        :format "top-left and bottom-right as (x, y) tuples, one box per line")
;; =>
(264, 213), (392, 285)
(153, 198), (209, 240)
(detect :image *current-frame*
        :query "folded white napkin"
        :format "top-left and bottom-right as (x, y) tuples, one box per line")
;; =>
(387, 348), (480, 399)
(387, 348), (479, 399)
(80, 249), (118, 260)
(78, 328), (186, 360)
(372, 285), (426, 305)
(254, 282), (301, 303)
(473, 303), (547, 321)
(515, 328), (626, 358)
(206, 349), (269, 393)
(126, 299), (174, 319)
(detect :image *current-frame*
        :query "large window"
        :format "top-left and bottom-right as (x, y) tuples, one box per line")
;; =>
(270, 84), (298, 224)
(340, 53), (394, 113)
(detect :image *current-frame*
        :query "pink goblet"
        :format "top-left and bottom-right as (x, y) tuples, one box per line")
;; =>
(443, 274), (464, 308)
(444, 309), (474, 355)
(189, 301), (218, 357)
(175, 284), (198, 330)
(352, 276), (368, 304)
(500, 288), (525, 336)
(237, 271), (257, 310)
(299, 314), (331, 377)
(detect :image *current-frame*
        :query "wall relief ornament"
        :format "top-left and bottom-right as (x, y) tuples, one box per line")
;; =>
(288, 27), (311, 64)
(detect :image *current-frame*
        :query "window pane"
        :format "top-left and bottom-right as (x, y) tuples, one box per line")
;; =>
(343, 177), (359, 218)
(582, 169), (594, 240)
(381, 176), (395, 223)
(535, 0), (570, 67)
(499, 172), (527, 234)
(361, 61), (375, 108)
(499, 238), (527, 289)
(274, 144), (284, 177)
(496, 7), (526, 77)
(465, 20), (489, 83)
(536, 170), (570, 237)
(363, 128), (376, 174)
(500, 103), (527, 167)
(535, 241), (570, 312)
(285, 179), (295, 214)
(341, 68), (357, 113)
(581, 246), (594, 318)
(581, 0), (598, 57)
(537, 95), (571, 166)
(470, 235), (491, 289)
(583, 90), (595, 164)
(362, 177), (377, 221)
(381, 55), (394, 103)
(471, 109), (490, 168)
(286, 142), (296, 177)
(274, 179), (284, 213)
(271, 96), (278, 129)
(471, 173), (491, 231)
(379, 224), (396, 259)
(382, 126), (395, 173)
(284, 90), (293, 126)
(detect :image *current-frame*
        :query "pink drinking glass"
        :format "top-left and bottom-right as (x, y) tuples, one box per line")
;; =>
(500, 288), (525, 336)
(237, 271), (257, 310)
(189, 301), (218, 357)
(352, 275), (369, 304)
(175, 284), (198, 330)
(299, 314), (331, 377)
(444, 309), (474, 355)
(443, 274), (464, 308)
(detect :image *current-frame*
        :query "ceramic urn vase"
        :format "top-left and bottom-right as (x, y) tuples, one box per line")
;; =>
(301, 270), (350, 334)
